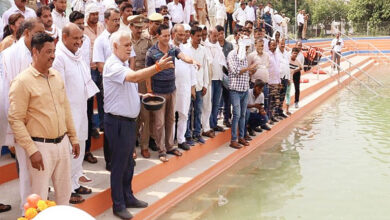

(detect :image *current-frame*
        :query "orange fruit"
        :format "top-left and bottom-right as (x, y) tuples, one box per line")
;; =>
(27, 194), (41, 208)
(23, 202), (31, 211)
(25, 208), (38, 219)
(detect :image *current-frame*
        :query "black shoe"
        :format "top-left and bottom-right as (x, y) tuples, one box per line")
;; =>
(113, 209), (133, 220)
(148, 138), (158, 151)
(261, 124), (271, 130)
(178, 142), (190, 151)
(99, 127), (104, 132)
(271, 117), (279, 123)
(279, 113), (288, 118)
(91, 128), (100, 139)
(213, 126), (225, 132)
(248, 129), (256, 136)
(126, 199), (148, 208)
(105, 163), (111, 171)
(254, 127), (263, 132)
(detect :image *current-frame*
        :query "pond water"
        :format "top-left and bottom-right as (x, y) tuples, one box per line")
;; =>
(159, 64), (390, 220)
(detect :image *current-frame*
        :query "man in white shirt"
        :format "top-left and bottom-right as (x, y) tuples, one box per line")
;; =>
(93, 8), (135, 169)
(172, 24), (197, 151)
(215, 0), (227, 27)
(272, 11), (283, 35)
(167, 0), (184, 25)
(186, 26), (209, 144)
(331, 32), (343, 72)
(52, 0), (69, 30)
(206, 28), (226, 133)
(281, 13), (290, 38)
(233, 2), (247, 29)
(275, 39), (289, 118)
(37, 6), (61, 43)
(207, 0), (217, 28)
(297, 10), (304, 40)
(183, 0), (195, 24)
(245, 0), (256, 23)
(119, 2), (133, 33)
(245, 79), (269, 136)
(263, 2), (273, 15)
(103, 30), (173, 219)
(2, 0), (36, 26)
(0, 18), (44, 215)
(53, 23), (99, 204)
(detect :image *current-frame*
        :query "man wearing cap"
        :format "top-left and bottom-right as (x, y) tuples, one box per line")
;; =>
(142, 13), (163, 44)
(84, 2), (105, 152)
(129, 15), (154, 158)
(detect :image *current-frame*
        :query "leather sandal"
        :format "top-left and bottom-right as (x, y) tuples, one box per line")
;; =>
(167, 149), (182, 156)
(69, 193), (85, 204)
(141, 149), (151, 158)
(159, 153), (169, 162)
(84, 152), (97, 164)
(75, 185), (92, 195)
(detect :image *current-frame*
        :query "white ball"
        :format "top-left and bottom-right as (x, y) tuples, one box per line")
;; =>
(34, 205), (95, 220)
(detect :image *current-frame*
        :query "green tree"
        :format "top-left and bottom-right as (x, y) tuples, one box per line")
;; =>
(348, 0), (390, 27)
(310, 0), (349, 26)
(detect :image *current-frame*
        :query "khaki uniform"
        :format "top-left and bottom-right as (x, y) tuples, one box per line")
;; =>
(132, 36), (153, 150)
(195, 0), (207, 25)
(142, 29), (159, 45)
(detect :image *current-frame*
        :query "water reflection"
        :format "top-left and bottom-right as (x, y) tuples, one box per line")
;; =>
(159, 65), (390, 220)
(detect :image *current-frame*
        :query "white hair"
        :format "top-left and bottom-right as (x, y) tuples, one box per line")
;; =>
(110, 30), (132, 49)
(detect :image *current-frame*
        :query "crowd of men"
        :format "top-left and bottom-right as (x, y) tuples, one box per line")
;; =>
(0, 0), (308, 219)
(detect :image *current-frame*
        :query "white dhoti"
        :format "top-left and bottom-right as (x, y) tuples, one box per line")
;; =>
(71, 141), (86, 191)
(15, 144), (31, 215)
(201, 84), (212, 132)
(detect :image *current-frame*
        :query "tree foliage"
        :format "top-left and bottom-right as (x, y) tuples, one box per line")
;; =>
(309, 0), (349, 25)
(348, 0), (390, 26)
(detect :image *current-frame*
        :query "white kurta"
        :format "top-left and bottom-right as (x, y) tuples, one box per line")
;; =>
(0, 37), (32, 214)
(52, 41), (98, 191)
(174, 44), (196, 144)
(183, 0), (196, 24)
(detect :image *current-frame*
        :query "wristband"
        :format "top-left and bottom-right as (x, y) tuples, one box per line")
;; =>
(155, 61), (161, 72)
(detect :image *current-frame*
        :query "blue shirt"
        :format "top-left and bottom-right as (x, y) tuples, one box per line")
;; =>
(103, 55), (140, 118)
(145, 43), (181, 94)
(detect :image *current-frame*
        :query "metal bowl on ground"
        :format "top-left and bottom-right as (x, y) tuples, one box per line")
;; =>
(142, 95), (165, 111)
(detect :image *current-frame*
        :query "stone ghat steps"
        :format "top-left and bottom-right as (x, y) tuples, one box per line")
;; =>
(94, 55), (373, 219)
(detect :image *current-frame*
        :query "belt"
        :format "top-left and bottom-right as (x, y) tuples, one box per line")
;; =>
(107, 113), (136, 122)
(32, 135), (65, 144)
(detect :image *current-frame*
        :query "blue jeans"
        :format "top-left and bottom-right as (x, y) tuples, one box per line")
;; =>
(230, 90), (249, 141)
(91, 69), (104, 129)
(185, 91), (203, 138)
(245, 110), (269, 132)
(210, 80), (223, 129)
(263, 84), (270, 118)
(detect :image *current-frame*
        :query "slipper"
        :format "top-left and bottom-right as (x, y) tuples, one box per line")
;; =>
(69, 193), (85, 204)
(79, 175), (92, 183)
(0, 203), (11, 213)
(159, 153), (169, 162)
(167, 149), (182, 157)
(75, 185), (92, 195)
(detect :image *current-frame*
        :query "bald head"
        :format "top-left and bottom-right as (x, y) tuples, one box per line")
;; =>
(62, 23), (83, 54)
(209, 28), (218, 44)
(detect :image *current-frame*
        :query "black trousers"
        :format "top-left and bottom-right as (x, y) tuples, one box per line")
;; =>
(278, 78), (289, 114)
(225, 13), (233, 35)
(293, 72), (301, 103)
(85, 97), (94, 153)
(298, 24), (304, 39)
(104, 113), (137, 211)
